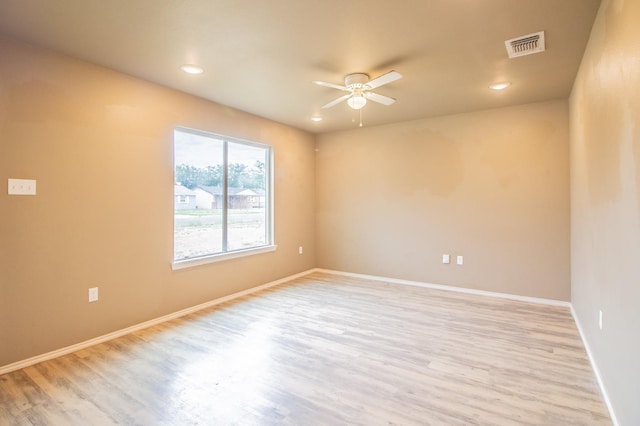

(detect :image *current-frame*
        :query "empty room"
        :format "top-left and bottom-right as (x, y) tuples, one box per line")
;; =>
(1, 0), (638, 424)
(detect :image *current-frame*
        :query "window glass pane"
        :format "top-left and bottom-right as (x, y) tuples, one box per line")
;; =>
(174, 130), (224, 260)
(227, 141), (268, 251)
(174, 128), (271, 263)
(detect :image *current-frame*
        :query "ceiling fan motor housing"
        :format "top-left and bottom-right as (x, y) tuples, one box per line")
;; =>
(345, 73), (370, 89)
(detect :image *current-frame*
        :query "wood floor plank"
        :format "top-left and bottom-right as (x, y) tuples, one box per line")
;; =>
(0, 272), (610, 425)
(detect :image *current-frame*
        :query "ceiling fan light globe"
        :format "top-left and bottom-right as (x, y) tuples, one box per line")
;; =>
(347, 95), (367, 110)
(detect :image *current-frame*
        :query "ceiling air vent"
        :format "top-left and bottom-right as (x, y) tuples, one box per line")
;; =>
(505, 31), (545, 58)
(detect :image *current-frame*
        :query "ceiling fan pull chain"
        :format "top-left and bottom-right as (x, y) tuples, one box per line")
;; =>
(359, 109), (363, 127)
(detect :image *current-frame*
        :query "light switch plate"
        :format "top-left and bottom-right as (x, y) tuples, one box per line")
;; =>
(457, 255), (464, 265)
(8, 178), (37, 195)
(442, 254), (450, 264)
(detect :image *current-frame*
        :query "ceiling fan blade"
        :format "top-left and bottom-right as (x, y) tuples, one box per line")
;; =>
(365, 70), (402, 90)
(366, 92), (396, 105)
(322, 93), (351, 109)
(314, 80), (349, 91)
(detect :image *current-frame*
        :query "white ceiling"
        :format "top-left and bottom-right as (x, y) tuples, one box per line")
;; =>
(0, 0), (601, 133)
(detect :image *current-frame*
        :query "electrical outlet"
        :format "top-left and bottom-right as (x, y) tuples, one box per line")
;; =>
(89, 287), (99, 302)
(599, 310), (603, 330)
(298, 246), (303, 255)
(457, 255), (464, 265)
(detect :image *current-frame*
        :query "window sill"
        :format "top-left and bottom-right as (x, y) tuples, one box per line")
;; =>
(172, 245), (277, 270)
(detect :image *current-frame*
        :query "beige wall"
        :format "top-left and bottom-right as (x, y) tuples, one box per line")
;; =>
(316, 100), (570, 301)
(0, 36), (316, 367)
(570, 0), (640, 424)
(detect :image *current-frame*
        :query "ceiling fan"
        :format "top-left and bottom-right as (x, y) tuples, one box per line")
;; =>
(314, 70), (402, 110)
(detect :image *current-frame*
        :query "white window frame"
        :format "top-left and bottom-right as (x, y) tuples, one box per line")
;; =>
(172, 127), (275, 270)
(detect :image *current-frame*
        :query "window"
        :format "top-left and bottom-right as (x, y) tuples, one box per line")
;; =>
(173, 127), (273, 266)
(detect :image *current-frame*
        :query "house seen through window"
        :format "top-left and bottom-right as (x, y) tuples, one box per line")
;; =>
(174, 127), (272, 262)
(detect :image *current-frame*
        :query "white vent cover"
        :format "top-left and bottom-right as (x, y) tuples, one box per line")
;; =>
(505, 31), (545, 58)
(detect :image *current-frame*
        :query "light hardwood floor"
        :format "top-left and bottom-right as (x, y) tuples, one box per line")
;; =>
(1, 272), (610, 425)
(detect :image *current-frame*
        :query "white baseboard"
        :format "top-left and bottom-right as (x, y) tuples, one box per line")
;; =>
(315, 268), (571, 307)
(0, 268), (317, 376)
(570, 306), (619, 426)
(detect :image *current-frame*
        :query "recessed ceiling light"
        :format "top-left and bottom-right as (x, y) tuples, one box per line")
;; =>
(181, 64), (204, 75)
(311, 117), (323, 122)
(489, 81), (511, 91)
